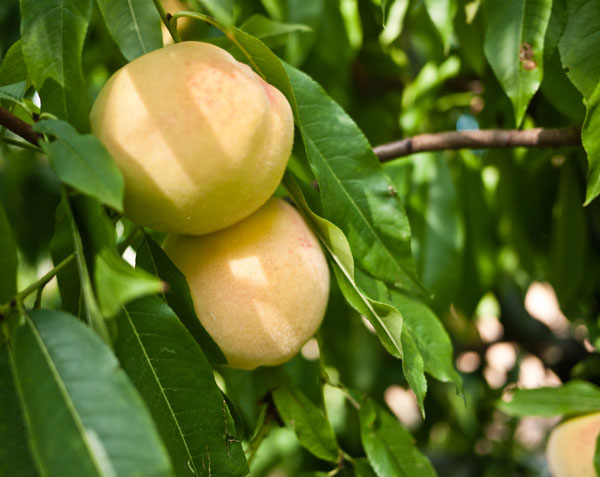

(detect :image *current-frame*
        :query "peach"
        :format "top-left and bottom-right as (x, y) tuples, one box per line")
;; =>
(163, 198), (330, 369)
(90, 41), (293, 234)
(546, 412), (600, 476)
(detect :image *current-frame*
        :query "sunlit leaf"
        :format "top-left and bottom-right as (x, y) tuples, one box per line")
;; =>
(499, 380), (600, 416)
(272, 385), (340, 463)
(483, 0), (553, 125)
(359, 397), (437, 477)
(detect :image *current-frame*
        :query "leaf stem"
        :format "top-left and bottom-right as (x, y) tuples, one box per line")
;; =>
(0, 253), (76, 318)
(152, 0), (182, 43)
(246, 413), (274, 467)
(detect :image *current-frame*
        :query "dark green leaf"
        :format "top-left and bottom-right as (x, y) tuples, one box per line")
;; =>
(583, 84), (600, 204)
(197, 0), (234, 27)
(284, 173), (429, 410)
(12, 309), (172, 476)
(49, 194), (109, 342)
(595, 431), (600, 476)
(0, 81), (26, 103)
(386, 153), (464, 312)
(0, 336), (39, 477)
(114, 296), (248, 477)
(272, 385), (340, 463)
(544, 0), (567, 58)
(34, 119), (124, 212)
(283, 172), (404, 361)
(0, 202), (17, 304)
(136, 234), (226, 364)
(20, 0), (91, 131)
(69, 196), (162, 318)
(498, 380), (600, 416)
(95, 0), (162, 62)
(0, 39), (27, 86)
(240, 14), (312, 49)
(352, 458), (377, 477)
(214, 28), (423, 297)
(283, 64), (424, 298)
(540, 50), (585, 121)
(558, 0), (600, 98)
(549, 160), (588, 308)
(483, 0), (553, 125)
(392, 292), (462, 391)
(359, 398), (437, 477)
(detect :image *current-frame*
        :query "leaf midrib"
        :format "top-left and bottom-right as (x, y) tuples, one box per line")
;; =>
(122, 307), (199, 476)
(19, 315), (106, 476)
(303, 132), (420, 292)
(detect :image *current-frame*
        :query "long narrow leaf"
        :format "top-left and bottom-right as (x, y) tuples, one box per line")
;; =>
(114, 296), (248, 477)
(11, 309), (172, 476)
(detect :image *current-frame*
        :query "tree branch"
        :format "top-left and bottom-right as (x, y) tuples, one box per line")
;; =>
(373, 127), (582, 161)
(0, 106), (41, 146)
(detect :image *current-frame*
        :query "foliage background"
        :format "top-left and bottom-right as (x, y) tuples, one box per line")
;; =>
(1, 0), (599, 476)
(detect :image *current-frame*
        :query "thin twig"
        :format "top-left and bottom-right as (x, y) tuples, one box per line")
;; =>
(0, 106), (41, 146)
(374, 127), (582, 161)
(0, 253), (76, 319)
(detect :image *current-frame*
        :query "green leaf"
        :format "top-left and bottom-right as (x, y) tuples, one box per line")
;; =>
(544, 0), (567, 58)
(11, 309), (172, 476)
(596, 433), (600, 477)
(352, 458), (378, 477)
(549, 160), (588, 309)
(0, 82), (27, 104)
(0, 39), (27, 87)
(498, 380), (600, 417)
(483, 0), (553, 125)
(283, 172), (430, 410)
(583, 83), (600, 205)
(240, 14), (312, 49)
(136, 234), (226, 365)
(272, 385), (340, 463)
(69, 196), (163, 318)
(95, 0), (162, 62)
(214, 27), (422, 297)
(0, 202), (17, 304)
(34, 119), (124, 212)
(0, 337), (39, 477)
(50, 194), (109, 342)
(283, 172), (404, 361)
(424, 0), (457, 52)
(283, 64), (424, 298)
(557, 0), (600, 98)
(114, 296), (248, 477)
(20, 0), (91, 131)
(392, 292), (462, 391)
(197, 0), (234, 27)
(94, 251), (164, 317)
(386, 153), (465, 312)
(359, 398), (437, 477)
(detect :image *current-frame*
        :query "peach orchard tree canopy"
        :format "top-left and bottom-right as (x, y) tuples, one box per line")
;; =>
(0, 0), (599, 476)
